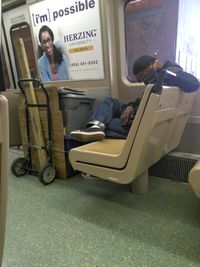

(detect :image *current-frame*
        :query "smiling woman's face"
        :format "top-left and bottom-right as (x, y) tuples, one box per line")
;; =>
(40, 31), (53, 57)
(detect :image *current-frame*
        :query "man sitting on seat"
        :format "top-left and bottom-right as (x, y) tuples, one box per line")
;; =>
(70, 55), (199, 143)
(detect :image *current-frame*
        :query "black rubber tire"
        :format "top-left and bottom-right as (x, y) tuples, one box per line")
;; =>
(38, 163), (56, 185)
(11, 157), (28, 177)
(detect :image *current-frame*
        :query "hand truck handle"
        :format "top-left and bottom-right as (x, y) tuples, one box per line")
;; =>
(18, 78), (43, 92)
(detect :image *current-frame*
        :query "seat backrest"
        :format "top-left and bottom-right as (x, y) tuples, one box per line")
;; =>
(1, 90), (21, 146)
(120, 84), (155, 160)
(0, 95), (9, 265)
(125, 86), (196, 180)
(188, 160), (200, 198)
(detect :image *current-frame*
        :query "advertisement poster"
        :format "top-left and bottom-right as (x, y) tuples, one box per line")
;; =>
(29, 0), (104, 82)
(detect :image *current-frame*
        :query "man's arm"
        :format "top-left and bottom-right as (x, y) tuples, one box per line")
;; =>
(171, 70), (199, 92)
(164, 64), (199, 93)
(120, 98), (141, 125)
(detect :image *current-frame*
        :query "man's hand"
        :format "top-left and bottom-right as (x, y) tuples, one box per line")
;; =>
(120, 106), (134, 125)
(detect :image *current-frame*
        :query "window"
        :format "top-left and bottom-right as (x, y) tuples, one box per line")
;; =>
(125, 0), (178, 82)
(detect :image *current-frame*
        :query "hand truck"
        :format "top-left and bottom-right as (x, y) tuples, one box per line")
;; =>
(11, 78), (56, 185)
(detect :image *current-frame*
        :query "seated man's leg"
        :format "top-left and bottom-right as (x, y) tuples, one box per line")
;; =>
(106, 118), (130, 139)
(88, 97), (124, 125)
(70, 97), (125, 142)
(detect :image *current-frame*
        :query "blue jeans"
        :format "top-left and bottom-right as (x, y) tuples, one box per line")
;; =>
(89, 97), (131, 139)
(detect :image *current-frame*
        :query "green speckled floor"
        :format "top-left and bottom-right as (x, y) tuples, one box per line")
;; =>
(2, 149), (200, 267)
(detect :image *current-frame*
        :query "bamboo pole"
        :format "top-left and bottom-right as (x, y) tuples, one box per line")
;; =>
(15, 38), (47, 167)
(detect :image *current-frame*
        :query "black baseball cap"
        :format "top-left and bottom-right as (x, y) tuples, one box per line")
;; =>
(133, 55), (156, 75)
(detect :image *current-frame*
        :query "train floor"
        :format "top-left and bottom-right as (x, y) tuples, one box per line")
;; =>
(2, 148), (200, 267)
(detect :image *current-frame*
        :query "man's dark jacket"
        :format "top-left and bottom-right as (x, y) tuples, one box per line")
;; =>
(128, 61), (199, 111)
(152, 60), (199, 93)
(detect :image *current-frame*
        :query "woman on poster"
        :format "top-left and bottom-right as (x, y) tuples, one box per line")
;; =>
(38, 25), (69, 81)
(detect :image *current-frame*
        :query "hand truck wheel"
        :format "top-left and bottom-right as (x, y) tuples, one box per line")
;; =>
(11, 157), (28, 177)
(38, 163), (56, 185)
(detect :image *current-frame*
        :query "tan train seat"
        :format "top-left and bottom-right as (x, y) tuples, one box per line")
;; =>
(188, 161), (200, 198)
(69, 85), (196, 193)
(1, 89), (21, 146)
(0, 95), (9, 265)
